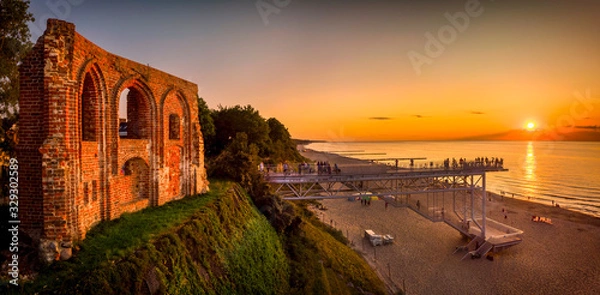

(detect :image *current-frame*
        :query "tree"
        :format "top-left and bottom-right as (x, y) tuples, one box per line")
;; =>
(204, 104), (305, 234)
(1, 0), (34, 153)
(209, 105), (271, 158)
(208, 132), (260, 187)
(266, 117), (303, 163)
(267, 117), (292, 145)
(197, 96), (215, 144)
(1, 0), (34, 198)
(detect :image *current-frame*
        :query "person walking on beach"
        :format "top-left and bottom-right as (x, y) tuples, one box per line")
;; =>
(385, 201), (389, 210)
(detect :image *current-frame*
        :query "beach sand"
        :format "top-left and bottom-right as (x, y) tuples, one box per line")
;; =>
(300, 149), (600, 295)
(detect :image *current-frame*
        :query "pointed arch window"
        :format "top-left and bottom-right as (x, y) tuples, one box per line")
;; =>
(118, 87), (150, 139)
(81, 73), (97, 141)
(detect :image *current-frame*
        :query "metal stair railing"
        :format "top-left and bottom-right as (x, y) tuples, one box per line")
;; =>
(460, 236), (485, 260)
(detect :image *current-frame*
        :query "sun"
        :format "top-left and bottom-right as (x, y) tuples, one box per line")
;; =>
(526, 121), (535, 131)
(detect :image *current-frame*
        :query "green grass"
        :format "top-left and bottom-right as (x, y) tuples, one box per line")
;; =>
(75, 180), (230, 266)
(7, 180), (386, 295)
(224, 217), (289, 295)
(284, 202), (386, 295)
(18, 180), (290, 294)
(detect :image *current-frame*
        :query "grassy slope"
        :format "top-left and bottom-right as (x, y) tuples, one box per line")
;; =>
(19, 181), (288, 294)
(286, 204), (387, 295)
(8, 181), (385, 294)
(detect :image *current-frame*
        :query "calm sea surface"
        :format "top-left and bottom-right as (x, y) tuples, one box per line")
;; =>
(306, 141), (600, 218)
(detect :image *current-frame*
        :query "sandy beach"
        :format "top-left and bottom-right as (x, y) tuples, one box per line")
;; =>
(300, 149), (600, 295)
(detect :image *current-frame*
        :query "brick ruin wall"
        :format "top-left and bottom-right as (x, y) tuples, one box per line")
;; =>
(18, 19), (209, 262)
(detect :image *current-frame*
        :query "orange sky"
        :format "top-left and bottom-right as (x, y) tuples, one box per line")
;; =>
(29, 0), (600, 140)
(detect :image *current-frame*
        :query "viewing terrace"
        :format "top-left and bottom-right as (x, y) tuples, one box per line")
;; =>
(265, 157), (523, 258)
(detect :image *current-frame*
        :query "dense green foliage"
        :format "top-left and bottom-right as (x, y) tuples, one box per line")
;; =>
(201, 103), (304, 164)
(200, 102), (307, 237)
(208, 132), (259, 185)
(207, 104), (270, 158)
(0, 0), (34, 198)
(200, 103), (306, 231)
(197, 96), (215, 144)
(207, 131), (301, 235)
(267, 117), (302, 162)
(0, 0), (33, 112)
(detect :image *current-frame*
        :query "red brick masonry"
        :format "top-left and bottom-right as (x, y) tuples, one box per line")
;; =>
(18, 19), (209, 261)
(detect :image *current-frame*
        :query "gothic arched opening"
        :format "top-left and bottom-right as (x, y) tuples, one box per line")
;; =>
(118, 87), (151, 139)
(81, 72), (98, 141)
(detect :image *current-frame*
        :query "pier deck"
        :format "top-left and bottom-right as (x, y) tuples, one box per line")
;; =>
(266, 160), (523, 256)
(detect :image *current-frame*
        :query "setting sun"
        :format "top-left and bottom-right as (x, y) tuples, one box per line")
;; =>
(526, 122), (536, 131)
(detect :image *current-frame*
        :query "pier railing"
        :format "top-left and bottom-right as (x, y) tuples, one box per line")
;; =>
(266, 159), (523, 256)
(260, 158), (506, 176)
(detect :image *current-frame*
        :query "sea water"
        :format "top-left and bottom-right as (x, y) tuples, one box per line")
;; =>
(307, 141), (600, 218)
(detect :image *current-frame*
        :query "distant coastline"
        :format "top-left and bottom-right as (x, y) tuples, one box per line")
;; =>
(293, 127), (600, 143)
(293, 139), (326, 145)
(460, 129), (600, 141)
(295, 136), (600, 143)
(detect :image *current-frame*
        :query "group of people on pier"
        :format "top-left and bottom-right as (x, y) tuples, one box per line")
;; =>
(316, 161), (341, 175)
(259, 161), (341, 175)
(443, 157), (504, 169)
(297, 162), (312, 174)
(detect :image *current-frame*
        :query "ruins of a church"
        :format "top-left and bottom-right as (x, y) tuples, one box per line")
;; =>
(18, 19), (209, 261)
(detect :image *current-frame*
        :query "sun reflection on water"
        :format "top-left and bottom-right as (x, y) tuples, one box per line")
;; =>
(524, 141), (537, 182)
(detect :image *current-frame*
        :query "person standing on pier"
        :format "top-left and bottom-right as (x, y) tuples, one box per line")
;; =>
(283, 162), (289, 174)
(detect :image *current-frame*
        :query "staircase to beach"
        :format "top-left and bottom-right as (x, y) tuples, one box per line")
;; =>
(461, 239), (494, 260)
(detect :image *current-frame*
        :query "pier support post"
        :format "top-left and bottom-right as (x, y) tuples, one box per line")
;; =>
(482, 173), (487, 238)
